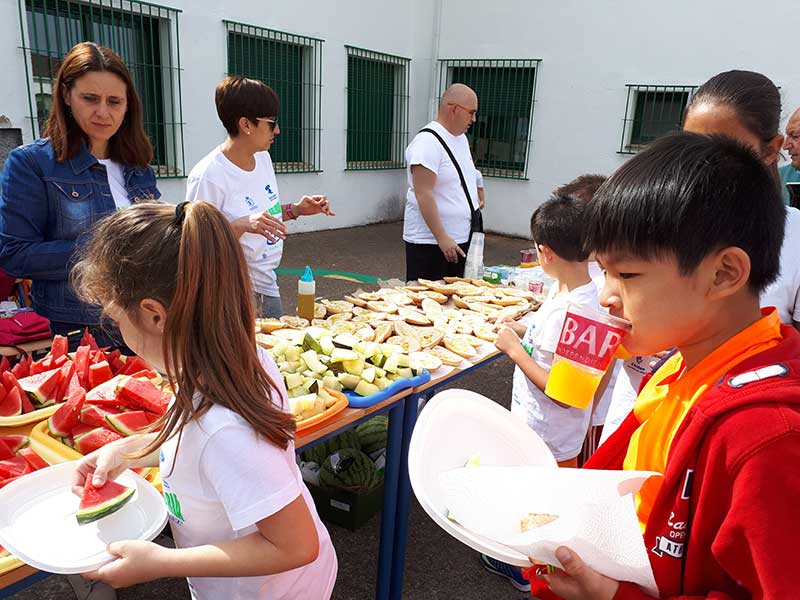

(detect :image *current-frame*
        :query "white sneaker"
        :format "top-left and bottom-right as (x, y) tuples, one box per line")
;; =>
(66, 574), (117, 600)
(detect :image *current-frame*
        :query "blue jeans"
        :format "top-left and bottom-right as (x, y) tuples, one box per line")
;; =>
(253, 293), (283, 318)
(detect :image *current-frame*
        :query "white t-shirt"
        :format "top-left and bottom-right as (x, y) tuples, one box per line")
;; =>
(761, 206), (800, 324)
(600, 354), (655, 445)
(98, 159), (130, 210)
(510, 281), (600, 462)
(186, 147), (284, 297)
(403, 121), (477, 245)
(475, 169), (484, 189)
(159, 350), (337, 600)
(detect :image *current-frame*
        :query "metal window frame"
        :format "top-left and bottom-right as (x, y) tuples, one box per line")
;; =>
(344, 45), (410, 171)
(18, 0), (186, 178)
(437, 58), (540, 180)
(618, 84), (698, 154)
(224, 19), (323, 175)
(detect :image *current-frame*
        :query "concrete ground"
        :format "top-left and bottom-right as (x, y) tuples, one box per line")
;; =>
(10, 222), (532, 600)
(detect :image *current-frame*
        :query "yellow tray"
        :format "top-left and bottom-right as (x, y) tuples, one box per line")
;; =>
(0, 405), (58, 428)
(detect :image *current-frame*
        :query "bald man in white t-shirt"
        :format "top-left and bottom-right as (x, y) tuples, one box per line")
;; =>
(403, 84), (479, 281)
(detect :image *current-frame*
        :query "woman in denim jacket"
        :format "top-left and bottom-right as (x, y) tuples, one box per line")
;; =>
(0, 42), (160, 351)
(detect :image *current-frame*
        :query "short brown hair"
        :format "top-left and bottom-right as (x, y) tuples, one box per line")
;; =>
(44, 42), (153, 168)
(554, 174), (607, 204)
(215, 76), (279, 137)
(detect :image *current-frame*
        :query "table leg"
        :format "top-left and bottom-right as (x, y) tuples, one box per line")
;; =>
(388, 392), (423, 600)
(375, 398), (404, 600)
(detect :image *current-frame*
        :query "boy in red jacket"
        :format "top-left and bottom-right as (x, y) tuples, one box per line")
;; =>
(533, 132), (800, 600)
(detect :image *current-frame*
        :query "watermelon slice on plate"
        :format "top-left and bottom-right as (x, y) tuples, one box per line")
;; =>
(0, 440), (14, 461)
(48, 388), (86, 438)
(106, 411), (151, 436)
(74, 428), (123, 455)
(74, 345), (91, 390)
(86, 375), (128, 405)
(80, 328), (101, 351)
(0, 387), (22, 417)
(49, 335), (69, 360)
(76, 475), (135, 525)
(71, 423), (96, 441)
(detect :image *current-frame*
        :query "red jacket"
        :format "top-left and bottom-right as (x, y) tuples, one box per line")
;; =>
(582, 325), (800, 599)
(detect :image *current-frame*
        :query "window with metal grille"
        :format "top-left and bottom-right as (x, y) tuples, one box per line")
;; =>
(225, 20), (323, 174)
(619, 85), (697, 154)
(19, 0), (186, 178)
(345, 46), (409, 170)
(437, 59), (540, 180)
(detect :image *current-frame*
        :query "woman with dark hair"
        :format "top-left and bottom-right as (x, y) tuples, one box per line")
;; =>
(683, 69), (800, 330)
(186, 76), (335, 318)
(0, 42), (160, 349)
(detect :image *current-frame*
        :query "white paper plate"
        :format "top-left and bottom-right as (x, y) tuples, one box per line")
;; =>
(408, 389), (557, 567)
(0, 461), (168, 574)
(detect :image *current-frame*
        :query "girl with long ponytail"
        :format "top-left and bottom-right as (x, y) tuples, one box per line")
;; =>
(70, 201), (337, 599)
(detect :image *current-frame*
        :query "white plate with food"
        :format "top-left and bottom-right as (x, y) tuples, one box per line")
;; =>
(0, 461), (167, 574)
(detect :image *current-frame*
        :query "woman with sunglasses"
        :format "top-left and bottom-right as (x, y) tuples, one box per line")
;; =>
(186, 76), (334, 318)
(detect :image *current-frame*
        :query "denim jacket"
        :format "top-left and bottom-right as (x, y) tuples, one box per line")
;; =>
(0, 138), (160, 323)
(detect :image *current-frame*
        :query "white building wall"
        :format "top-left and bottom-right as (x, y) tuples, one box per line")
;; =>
(1, 0), (799, 238)
(438, 0), (800, 237)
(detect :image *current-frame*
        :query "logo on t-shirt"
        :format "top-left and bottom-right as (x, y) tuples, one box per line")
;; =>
(244, 196), (257, 210)
(164, 491), (185, 523)
(265, 184), (278, 202)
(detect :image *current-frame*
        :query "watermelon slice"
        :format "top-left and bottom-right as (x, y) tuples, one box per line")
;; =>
(0, 435), (29, 453)
(81, 329), (100, 351)
(49, 335), (69, 360)
(74, 428), (123, 454)
(76, 475), (135, 525)
(48, 388), (86, 438)
(18, 447), (47, 471)
(79, 404), (122, 428)
(0, 441), (13, 461)
(53, 362), (76, 405)
(117, 378), (169, 415)
(0, 456), (31, 479)
(0, 387), (22, 417)
(74, 345), (91, 389)
(0, 357), (10, 375)
(71, 422), (97, 440)
(86, 374), (128, 404)
(89, 361), (113, 390)
(19, 369), (63, 407)
(120, 356), (148, 376)
(10, 362), (26, 379)
(106, 411), (151, 436)
(0, 475), (23, 489)
(53, 355), (69, 368)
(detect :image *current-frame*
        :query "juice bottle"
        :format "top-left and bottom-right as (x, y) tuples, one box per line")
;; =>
(297, 265), (316, 322)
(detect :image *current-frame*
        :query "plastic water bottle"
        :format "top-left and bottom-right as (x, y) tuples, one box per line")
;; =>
(464, 232), (485, 279)
(297, 265), (316, 322)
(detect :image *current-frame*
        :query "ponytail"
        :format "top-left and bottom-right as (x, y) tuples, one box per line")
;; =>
(73, 202), (296, 462)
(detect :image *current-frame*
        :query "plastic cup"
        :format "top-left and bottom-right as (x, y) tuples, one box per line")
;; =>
(544, 304), (631, 409)
(520, 248), (538, 268)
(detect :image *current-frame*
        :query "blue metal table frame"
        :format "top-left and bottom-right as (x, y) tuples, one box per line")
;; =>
(0, 390), (412, 600)
(387, 351), (505, 600)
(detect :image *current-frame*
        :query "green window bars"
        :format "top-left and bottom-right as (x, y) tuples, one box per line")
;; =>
(438, 59), (540, 180)
(619, 85), (697, 154)
(225, 20), (323, 174)
(345, 46), (410, 170)
(19, 0), (186, 178)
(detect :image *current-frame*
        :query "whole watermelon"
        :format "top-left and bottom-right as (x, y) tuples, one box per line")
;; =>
(302, 429), (362, 465)
(356, 415), (388, 455)
(320, 448), (380, 491)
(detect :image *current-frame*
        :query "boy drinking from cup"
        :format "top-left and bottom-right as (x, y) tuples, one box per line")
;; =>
(530, 133), (800, 600)
(495, 195), (601, 469)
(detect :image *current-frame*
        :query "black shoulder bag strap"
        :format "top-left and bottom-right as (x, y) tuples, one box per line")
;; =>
(419, 128), (483, 243)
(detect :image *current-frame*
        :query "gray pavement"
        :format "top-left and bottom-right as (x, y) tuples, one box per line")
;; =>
(10, 221), (531, 600)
